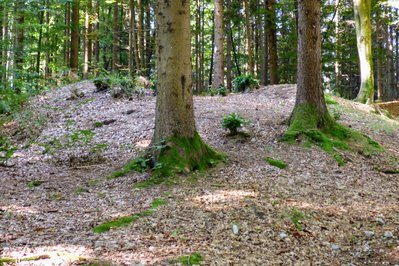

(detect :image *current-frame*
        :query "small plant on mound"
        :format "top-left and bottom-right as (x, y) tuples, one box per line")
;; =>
(93, 78), (111, 92)
(289, 208), (305, 231)
(325, 94), (338, 105)
(207, 86), (227, 96)
(233, 75), (259, 92)
(0, 136), (16, 164)
(221, 113), (249, 135)
(265, 157), (288, 169)
(282, 104), (383, 166)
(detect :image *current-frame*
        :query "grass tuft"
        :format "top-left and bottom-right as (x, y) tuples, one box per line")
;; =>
(175, 252), (203, 265)
(265, 157), (288, 169)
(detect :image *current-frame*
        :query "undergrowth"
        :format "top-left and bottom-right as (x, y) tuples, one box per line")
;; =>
(173, 253), (203, 265)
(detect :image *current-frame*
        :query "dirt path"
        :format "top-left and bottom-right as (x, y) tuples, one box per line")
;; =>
(1, 82), (399, 265)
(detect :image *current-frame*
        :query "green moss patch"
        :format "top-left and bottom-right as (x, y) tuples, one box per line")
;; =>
(174, 252), (203, 265)
(151, 132), (224, 177)
(107, 156), (150, 180)
(325, 94), (338, 105)
(27, 180), (44, 188)
(93, 198), (167, 233)
(283, 104), (383, 166)
(265, 157), (288, 169)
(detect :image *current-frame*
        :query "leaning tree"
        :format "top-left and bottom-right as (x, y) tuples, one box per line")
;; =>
(148, 0), (223, 176)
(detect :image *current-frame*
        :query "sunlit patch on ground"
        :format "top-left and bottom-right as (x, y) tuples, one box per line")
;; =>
(2, 245), (93, 265)
(1, 204), (40, 214)
(135, 139), (151, 148)
(191, 189), (258, 210)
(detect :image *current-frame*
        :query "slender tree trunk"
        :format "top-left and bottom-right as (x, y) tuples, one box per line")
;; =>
(44, 0), (50, 77)
(225, 0), (233, 91)
(36, 1), (45, 75)
(2, 3), (8, 83)
(70, 0), (80, 75)
(211, 0), (224, 89)
(145, 2), (151, 77)
(376, 9), (384, 101)
(261, 0), (269, 86)
(94, 0), (100, 71)
(14, 0), (25, 77)
(112, 0), (119, 71)
(353, 0), (374, 104)
(334, 0), (341, 91)
(84, 0), (92, 78)
(137, 0), (144, 72)
(128, 0), (136, 77)
(194, 0), (201, 94)
(209, 11), (215, 88)
(244, 0), (253, 75)
(266, 0), (278, 84)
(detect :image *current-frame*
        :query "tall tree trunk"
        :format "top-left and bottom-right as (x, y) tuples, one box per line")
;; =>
(286, 0), (330, 136)
(64, 2), (70, 66)
(84, 0), (93, 78)
(94, 0), (100, 71)
(194, 0), (201, 94)
(14, 0), (25, 77)
(244, 0), (253, 75)
(44, 0), (50, 77)
(145, 2), (151, 77)
(128, 0), (136, 77)
(353, 0), (374, 104)
(36, 0), (45, 75)
(211, 0), (224, 89)
(137, 0), (144, 72)
(225, 0), (233, 91)
(112, 0), (119, 71)
(151, 0), (222, 175)
(260, 0), (269, 86)
(376, 8), (384, 101)
(334, 0), (341, 91)
(70, 0), (80, 75)
(266, 0), (278, 84)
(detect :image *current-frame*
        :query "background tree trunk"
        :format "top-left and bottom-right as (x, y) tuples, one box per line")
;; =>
(211, 0), (224, 89)
(70, 0), (80, 75)
(266, 0), (278, 84)
(353, 0), (374, 104)
(111, 0), (118, 72)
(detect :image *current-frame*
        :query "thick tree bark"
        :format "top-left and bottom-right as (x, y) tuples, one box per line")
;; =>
(286, 0), (331, 136)
(266, 0), (278, 84)
(211, 0), (224, 89)
(150, 0), (221, 175)
(353, 0), (374, 104)
(70, 0), (80, 75)
(111, 0), (119, 72)
(153, 0), (195, 142)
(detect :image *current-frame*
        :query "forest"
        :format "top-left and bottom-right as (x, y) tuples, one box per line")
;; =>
(0, 0), (399, 265)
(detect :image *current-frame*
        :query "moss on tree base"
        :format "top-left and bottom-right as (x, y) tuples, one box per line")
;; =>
(150, 132), (224, 177)
(283, 104), (383, 166)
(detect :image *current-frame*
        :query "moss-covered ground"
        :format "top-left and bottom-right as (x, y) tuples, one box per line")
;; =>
(265, 157), (288, 169)
(283, 103), (383, 166)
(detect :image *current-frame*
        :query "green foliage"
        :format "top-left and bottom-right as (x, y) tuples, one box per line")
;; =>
(265, 157), (288, 169)
(325, 94), (338, 105)
(93, 78), (111, 92)
(107, 156), (151, 180)
(150, 132), (224, 178)
(233, 75), (259, 92)
(175, 253), (203, 265)
(0, 88), (29, 115)
(221, 113), (249, 135)
(0, 136), (16, 163)
(151, 198), (167, 208)
(289, 208), (305, 231)
(207, 86), (226, 96)
(27, 180), (44, 188)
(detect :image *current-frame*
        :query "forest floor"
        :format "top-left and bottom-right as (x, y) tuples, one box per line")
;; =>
(1, 81), (399, 265)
